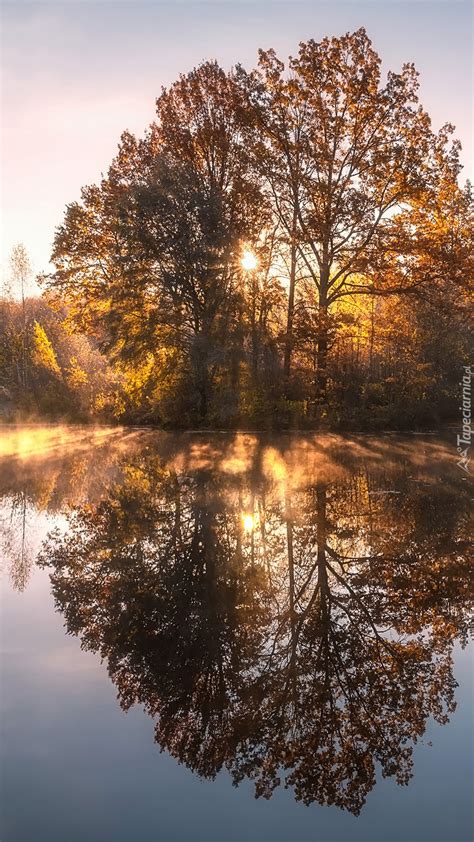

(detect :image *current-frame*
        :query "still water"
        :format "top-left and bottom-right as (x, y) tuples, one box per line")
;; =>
(0, 426), (472, 842)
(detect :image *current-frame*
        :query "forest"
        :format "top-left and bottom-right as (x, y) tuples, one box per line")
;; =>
(1, 28), (472, 430)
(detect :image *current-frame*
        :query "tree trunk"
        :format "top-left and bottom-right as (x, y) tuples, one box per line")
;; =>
(283, 208), (298, 384)
(250, 280), (259, 378)
(192, 330), (211, 424)
(316, 327), (328, 402)
(315, 272), (329, 408)
(198, 374), (208, 421)
(21, 284), (27, 392)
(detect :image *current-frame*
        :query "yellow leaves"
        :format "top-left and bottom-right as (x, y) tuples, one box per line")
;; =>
(94, 391), (114, 413)
(66, 356), (88, 389)
(32, 320), (61, 376)
(119, 352), (155, 402)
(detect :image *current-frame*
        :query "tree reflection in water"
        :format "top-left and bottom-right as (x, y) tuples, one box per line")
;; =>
(26, 433), (472, 814)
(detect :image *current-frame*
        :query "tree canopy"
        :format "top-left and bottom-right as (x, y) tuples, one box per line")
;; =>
(2, 28), (472, 428)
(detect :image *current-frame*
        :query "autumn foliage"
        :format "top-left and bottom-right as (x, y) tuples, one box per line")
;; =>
(1, 29), (472, 428)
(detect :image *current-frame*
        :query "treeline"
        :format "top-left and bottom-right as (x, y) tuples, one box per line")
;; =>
(0, 284), (469, 427)
(2, 28), (472, 428)
(0, 289), (118, 420)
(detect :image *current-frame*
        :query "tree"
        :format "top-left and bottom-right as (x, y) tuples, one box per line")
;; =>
(9, 244), (32, 391)
(241, 28), (467, 410)
(236, 53), (308, 385)
(32, 321), (61, 376)
(49, 62), (267, 425)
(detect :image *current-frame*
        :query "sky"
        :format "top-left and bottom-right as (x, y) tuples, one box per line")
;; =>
(1, 0), (472, 286)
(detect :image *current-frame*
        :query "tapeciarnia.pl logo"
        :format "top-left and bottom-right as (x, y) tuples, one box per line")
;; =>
(456, 365), (472, 475)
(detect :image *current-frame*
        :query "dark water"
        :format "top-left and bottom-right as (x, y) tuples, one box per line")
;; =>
(1, 427), (472, 842)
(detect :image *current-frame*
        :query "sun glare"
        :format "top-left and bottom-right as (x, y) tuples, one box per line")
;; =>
(242, 513), (255, 532)
(241, 250), (258, 271)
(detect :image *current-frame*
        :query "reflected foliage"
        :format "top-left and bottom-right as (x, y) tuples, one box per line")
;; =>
(7, 432), (472, 813)
(0, 426), (129, 589)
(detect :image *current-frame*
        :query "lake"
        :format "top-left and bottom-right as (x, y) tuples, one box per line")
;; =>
(0, 426), (472, 842)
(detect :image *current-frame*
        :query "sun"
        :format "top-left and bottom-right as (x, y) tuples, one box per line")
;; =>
(242, 513), (255, 532)
(241, 250), (258, 271)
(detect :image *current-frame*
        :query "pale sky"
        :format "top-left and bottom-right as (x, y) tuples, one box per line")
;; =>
(1, 0), (472, 285)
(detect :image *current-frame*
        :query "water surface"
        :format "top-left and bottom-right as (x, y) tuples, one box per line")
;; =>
(1, 427), (472, 841)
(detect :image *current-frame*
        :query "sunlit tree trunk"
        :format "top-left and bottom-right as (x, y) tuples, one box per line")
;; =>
(315, 269), (329, 409)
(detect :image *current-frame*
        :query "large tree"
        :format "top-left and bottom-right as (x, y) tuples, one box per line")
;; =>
(240, 28), (468, 406)
(49, 62), (266, 423)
